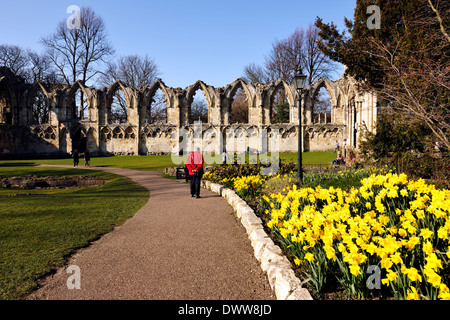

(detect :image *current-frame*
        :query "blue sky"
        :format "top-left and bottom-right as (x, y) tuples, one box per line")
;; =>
(0, 0), (357, 88)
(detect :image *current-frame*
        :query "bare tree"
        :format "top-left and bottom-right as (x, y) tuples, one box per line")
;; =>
(243, 24), (337, 86)
(41, 20), (82, 85)
(428, 0), (450, 43)
(0, 44), (29, 78)
(243, 63), (269, 84)
(27, 51), (62, 124)
(359, 2), (450, 151)
(265, 28), (305, 84)
(303, 24), (337, 86)
(100, 55), (161, 123)
(101, 55), (160, 89)
(26, 50), (61, 84)
(149, 93), (168, 124)
(79, 8), (114, 86)
(231, 89), (249, 124)
(190, 99), (208, 123)
(41, 6), (114, 119)
(0, 44), (60, 84)
(31, 90), (49, 124)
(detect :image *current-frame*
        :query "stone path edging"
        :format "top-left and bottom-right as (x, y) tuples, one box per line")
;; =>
(201, 180), (313, 300)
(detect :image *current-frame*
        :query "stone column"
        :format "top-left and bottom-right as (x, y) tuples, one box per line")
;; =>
(88, 90), (100, 124)
(126, 88), (139, 126)
(221, 97), (231, 126)
(208, 89), (222, 126)
(167, 88), (182, 126)
(97, 91), (108, 126)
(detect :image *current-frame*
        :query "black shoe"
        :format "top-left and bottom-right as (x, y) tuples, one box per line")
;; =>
(196, 196), (201, 199)
(191, 194), (195, 197)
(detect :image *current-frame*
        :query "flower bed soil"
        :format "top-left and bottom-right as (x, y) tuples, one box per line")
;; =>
(0, 175), (107, 189)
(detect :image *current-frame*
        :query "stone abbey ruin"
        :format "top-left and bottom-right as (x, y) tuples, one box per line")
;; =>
(0, 66), (378, 157)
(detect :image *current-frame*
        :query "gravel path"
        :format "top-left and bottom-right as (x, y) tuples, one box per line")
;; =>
(27, 165), (275, 300)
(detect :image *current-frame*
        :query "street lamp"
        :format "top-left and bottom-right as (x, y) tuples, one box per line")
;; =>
(294, 67), (307, 182)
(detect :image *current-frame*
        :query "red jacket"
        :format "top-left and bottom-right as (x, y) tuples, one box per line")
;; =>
(186, 151), (204, 175)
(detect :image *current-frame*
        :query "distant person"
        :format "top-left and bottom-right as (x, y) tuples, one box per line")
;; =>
(84, 150), (91, 167)
(222, 150), (229, 166)
(332, 153), (345, 165)
(72, 150), (79, 168)
(186, 148), (205, 199)
(334, 140), (340, 153)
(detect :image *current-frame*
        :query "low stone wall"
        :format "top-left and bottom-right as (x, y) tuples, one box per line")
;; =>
(201, 179), (313, 300)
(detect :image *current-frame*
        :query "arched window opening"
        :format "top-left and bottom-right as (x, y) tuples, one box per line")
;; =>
(312, 87), (332, 124)
(270, 86), (290, 124)
(189, 89), (208, 124)
(125, 127), (136, 139)
(231, 88), (249, 124)
(32, 90), (50, 124)
(0, 84), (12, 125)
(110, 88), (127, 124)
(113, 127), (124, 139)
(72, 128), (87, 153)
(101, 127), (112, 141)
(44, 126), (56, 140)
(148, 88), (167, 124)
(72, 88), (89, 120)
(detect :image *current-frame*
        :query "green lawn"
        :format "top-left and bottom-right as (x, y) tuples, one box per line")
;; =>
(0, 151), (336, 171)
(0, 155), (180, 172)
(0, 166), (149, 300)
(279, 151), (336, 166)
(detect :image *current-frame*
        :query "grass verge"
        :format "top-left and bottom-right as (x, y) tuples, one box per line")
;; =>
(0, 151), (336, 171)
(0, 166), (149, 300)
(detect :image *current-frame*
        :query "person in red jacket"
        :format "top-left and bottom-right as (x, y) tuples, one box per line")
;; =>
(186, 148), (205, 198)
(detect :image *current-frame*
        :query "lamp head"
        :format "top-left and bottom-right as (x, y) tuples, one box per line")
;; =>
(294, 67), (307, 90)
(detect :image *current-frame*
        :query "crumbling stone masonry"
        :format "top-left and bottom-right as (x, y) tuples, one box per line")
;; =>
(0, 66), (378, 157)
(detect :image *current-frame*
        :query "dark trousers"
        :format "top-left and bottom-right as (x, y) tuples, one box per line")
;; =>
(190, 174), (202, 197)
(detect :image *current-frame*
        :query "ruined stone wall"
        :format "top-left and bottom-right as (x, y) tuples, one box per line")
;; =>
(0, 66), (378, 158)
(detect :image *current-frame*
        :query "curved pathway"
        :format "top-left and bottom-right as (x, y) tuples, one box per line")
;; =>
(27, 165), (275, 300)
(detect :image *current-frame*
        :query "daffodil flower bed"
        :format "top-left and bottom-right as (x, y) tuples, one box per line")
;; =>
(260, 172), (450, 300)
(204, 166), (450, 300)
(220, 175), (268, 202)
(203, 164), (450, 300)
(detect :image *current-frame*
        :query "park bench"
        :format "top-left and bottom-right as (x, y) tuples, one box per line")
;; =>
(176, 167), (190, 182)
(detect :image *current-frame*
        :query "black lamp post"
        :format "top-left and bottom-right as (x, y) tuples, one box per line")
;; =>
(294, 67), (307, 182)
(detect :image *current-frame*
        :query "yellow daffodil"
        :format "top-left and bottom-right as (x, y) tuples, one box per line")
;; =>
(419, 228), (433, 240)
(407, 286), (420, 300)
(349, 264), (361, 276)
(304, 253), (314, 262)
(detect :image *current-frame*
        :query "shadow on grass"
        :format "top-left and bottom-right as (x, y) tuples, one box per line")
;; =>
(0, 163), (38, 167)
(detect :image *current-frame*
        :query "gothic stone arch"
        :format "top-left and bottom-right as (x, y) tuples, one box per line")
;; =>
(0, 66), (378, 157)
